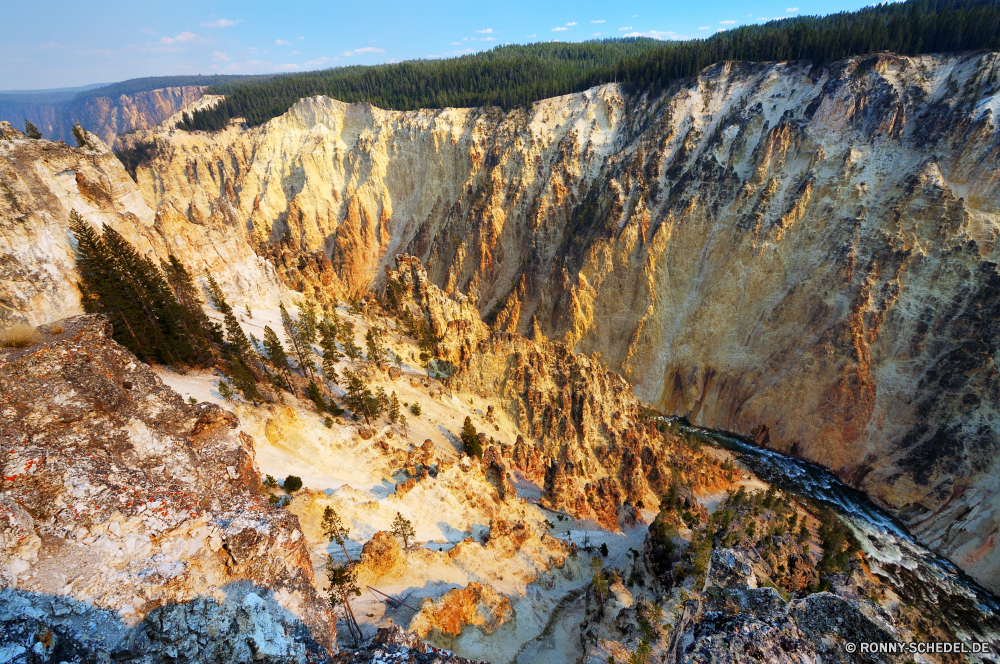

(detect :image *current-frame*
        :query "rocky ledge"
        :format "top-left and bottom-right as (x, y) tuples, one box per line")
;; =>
(0, 315), (336, 662)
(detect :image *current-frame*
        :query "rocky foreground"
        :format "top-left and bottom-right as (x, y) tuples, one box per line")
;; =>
(0, 315), (336, 661)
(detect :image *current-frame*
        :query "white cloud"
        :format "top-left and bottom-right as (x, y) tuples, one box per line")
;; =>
(340, 46), (385, 56)
(618, 26), (633, 31)
(298, 37), (305, 40)
(591, 19), (605, 23)
(212, 51), (229, 61)
(566, 22), (577, 26)
(525, 34), (537, 38)
(141, 27), (156, 35)
(593, 32), (601, 36)
(698, 26), (711, 30)
(200, 18), (242, 28)
(481, 37), (495, 41)
(787, 7), (799, 11)
(276, 63), (298, 70)
(552, 26), (568, 31)
(305, 56), (338, 67)
(160, 31), (208, 45)
(275, 39), (291, 46)
(451, 41), (461, 45)
(476, 28), (493, 33)
(623, 30), (692, 40)
(719, 20), (736, 24)
(717, 28), (727, 32)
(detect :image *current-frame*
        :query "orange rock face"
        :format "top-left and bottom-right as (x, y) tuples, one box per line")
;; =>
(409, 581), (513, 639)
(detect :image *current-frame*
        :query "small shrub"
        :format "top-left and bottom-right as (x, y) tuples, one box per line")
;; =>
(324, 416), (334, 428)
(263, 475), (278, 488)
(599, 542), (609, 557)
(409, 402), (422, 416)
(188, 396), (198, 404)
(0, 324), (39, 349)
(49, 323), (65, 335)
(283, 475), (303, 493)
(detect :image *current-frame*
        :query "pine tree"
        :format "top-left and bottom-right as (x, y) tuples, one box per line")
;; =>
(342, 368), (381, 423)
(262, 325), (293, 390)
(281, 302), (315, 378)
(388, 391), (401, 425)
(23, 120), (41, 139)
(339, 320), (363, 360)
(298, 300), (319, 345)
(461, 416), (482, 458)
(71, 124), (90, 148)
(391, 512), (415, 548)
(365, 327), (387, 366)
(71, 211), (201, 366)
(319, 318), (342, 384)
(204, 273), (232, 315)
(307, 380), (326, 413)
(325, 560), (362, 646)
(322, 506), (353, 564)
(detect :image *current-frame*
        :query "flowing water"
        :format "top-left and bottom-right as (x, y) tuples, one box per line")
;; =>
(680, 423), (1000, 660)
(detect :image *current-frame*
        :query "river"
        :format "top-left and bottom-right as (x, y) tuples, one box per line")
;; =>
(679, 422), (1000, 660)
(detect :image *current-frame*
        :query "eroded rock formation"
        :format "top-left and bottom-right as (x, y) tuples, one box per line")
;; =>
(0, 314), (336, 660)
(2, 51), (999, 592)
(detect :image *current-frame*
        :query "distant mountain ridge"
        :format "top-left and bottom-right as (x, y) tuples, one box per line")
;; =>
(0, 75), (258, 145)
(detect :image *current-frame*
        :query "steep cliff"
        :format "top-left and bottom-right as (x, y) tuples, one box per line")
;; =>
(0, 120), (285, 326)
(0, 314), (336, 660)
(125, 51), (1000, 592)
(2, 51), (999, 593)
(0, 86), (205, 147)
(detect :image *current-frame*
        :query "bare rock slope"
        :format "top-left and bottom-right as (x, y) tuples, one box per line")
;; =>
(0, 314), (336, 662)
(130, 52), (1000, 592)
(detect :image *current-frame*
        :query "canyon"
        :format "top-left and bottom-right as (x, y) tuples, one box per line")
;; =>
(1, 48), (1000, 660)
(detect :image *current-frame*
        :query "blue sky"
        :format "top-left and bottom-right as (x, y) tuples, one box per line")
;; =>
(1, 0), (872, 90)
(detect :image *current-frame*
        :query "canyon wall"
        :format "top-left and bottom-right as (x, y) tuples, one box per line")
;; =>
(0, 120), (286, 326)
(2, 52), (998, 591)
(0, 86), (204, 146)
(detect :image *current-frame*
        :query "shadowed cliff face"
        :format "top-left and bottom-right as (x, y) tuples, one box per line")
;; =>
(2, 52), (999, 592)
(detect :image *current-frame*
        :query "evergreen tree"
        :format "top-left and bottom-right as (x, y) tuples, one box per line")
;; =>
(461, 416), (482, 458)
(23, 120), (41, 139)
(342, 368), (381, 423)
(322, 506), (353, 563)
(391, 512), (415, 548)
(307, 380), (326, 413)
(365, 327), (388, 366)
(262, 325), (293, 390)
(319, 317), (342, 383)
(388, 391), (401, 424)
(70, 211), (202, 366)
(298, 300), (319, 345)
(71, 124), (90, 148)
(281, 302), (315, 378)
(326, 561), (362, 646)
(204, 273), (232, 315)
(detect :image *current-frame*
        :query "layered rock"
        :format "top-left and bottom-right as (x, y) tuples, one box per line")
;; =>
(387, 255), (733, 529)
(0, 121), (286, 326)
(0, 315), (336, 660)
(3, 51), (999, 591)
